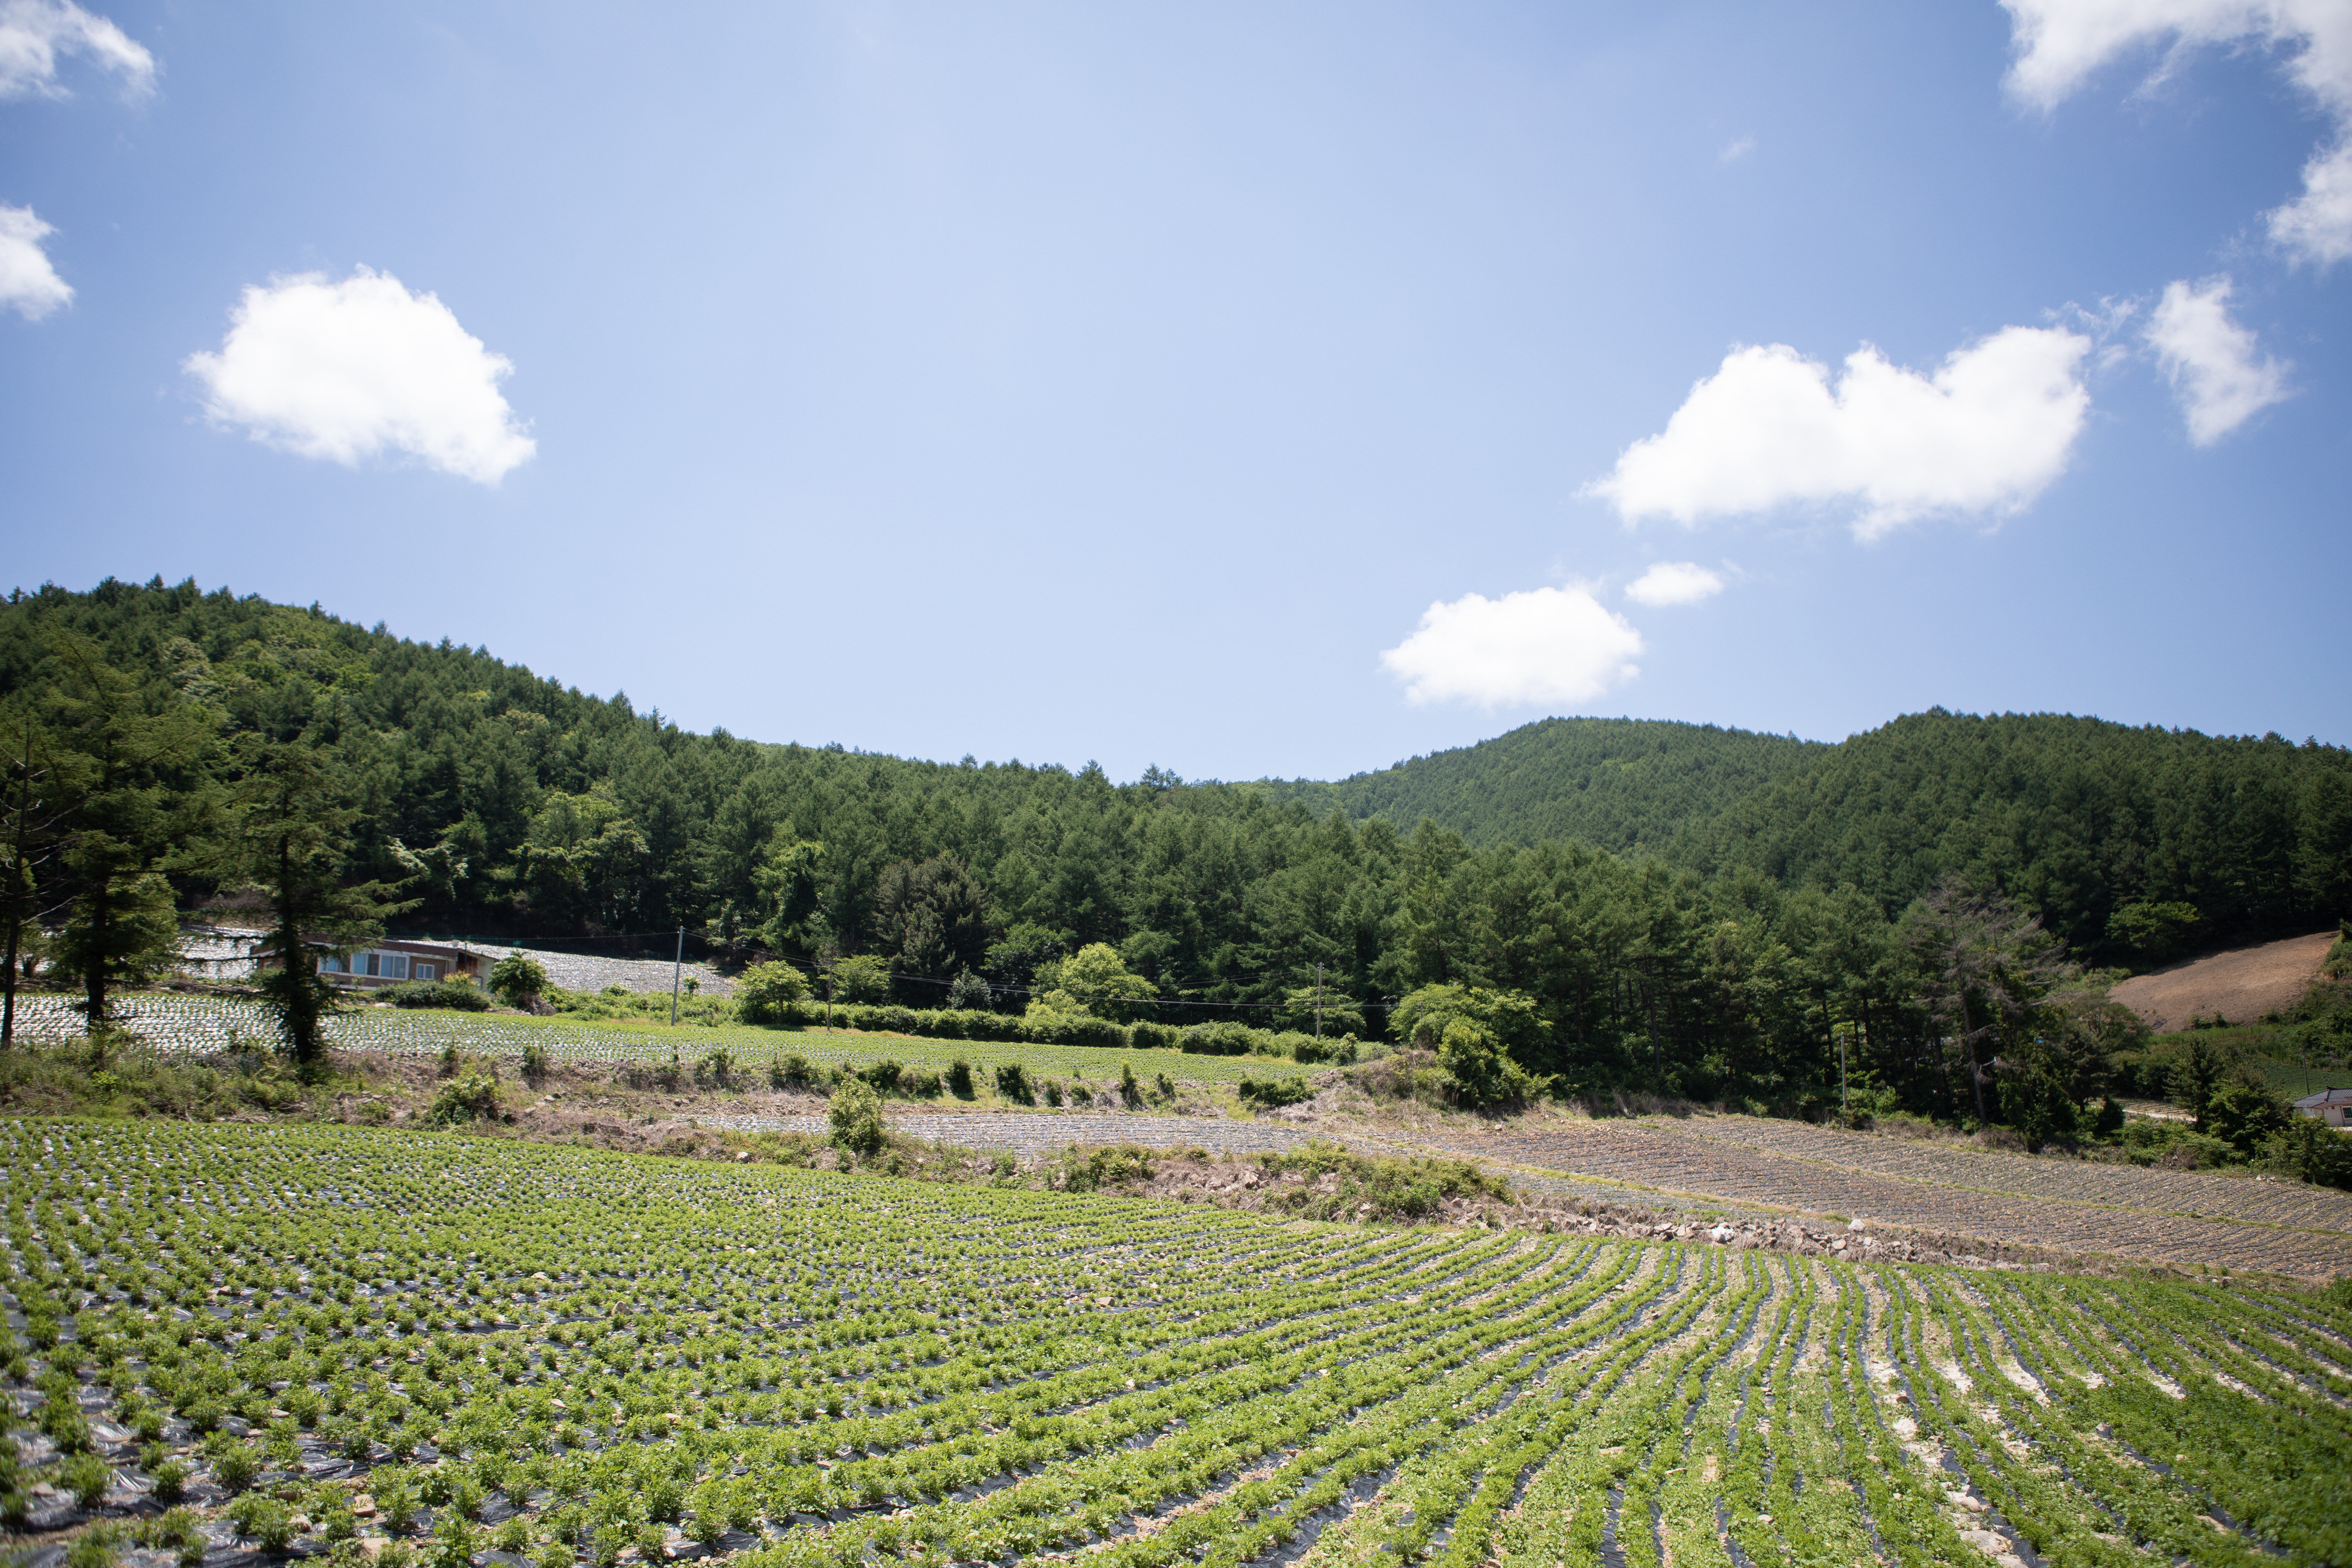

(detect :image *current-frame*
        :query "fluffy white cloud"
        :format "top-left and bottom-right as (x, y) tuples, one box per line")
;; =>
(2144, 275), (2292, 442)
(1623, 561), (1724, 606)
(184, 268), (535, 485)
(1379, 586), (1642, 708)
(0, 203), (70, 319)
(1586, 326), (2092, 540)
(2003, 0), (2352, 264)
(0, 0), (152, 98)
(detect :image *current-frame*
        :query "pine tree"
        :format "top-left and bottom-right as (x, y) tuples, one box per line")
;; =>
(222, 734), (413, 1073)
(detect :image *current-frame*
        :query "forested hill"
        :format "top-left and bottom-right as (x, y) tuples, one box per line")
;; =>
(1254, 718), (1825, 855)
(3, 578), (2348, 1028)
(1255, 710), (2352, 955)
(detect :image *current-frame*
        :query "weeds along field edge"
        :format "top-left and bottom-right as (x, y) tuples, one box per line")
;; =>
(0, 995), (1310, 1086)
(5, 1120), (2350, 1568)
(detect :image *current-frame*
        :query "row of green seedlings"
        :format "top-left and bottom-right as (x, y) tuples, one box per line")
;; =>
(1, 1127), (1455, 1527)
(1937, 1268), (2352, 1567)
(723, 1236), (1660, 1568)
(5, 1133), (1618, 1561)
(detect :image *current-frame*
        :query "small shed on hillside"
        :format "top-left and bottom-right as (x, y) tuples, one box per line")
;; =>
(2293, 1086), (2352, 1127)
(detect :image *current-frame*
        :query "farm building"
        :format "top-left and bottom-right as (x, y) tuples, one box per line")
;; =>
(2293, 1086), (2352, 1127)
(176, 926), (489, 990)
(316, 938), (488, 989)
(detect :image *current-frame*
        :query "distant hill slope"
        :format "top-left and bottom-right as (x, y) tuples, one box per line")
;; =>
(1258, 708), (2352, 957)
(1256, 717), (1822, 856)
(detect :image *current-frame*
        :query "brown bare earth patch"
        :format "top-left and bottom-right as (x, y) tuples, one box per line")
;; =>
(2108, 930), (2335, 1031)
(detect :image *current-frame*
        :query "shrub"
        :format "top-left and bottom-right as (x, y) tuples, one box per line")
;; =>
(1239, 1076), (1313, 1109)
(769, 1052), (813, 1090)
(901, 1068), (943, 1098)
(1180, 1021), (1256, 1056)
(829, 1079), (885, 1157)
(828, 955), (892, 1005)
(858, 1059), (904, 1094)
(382, 979), (492, 1011)
(693, 1049), (736, 1089)
(1129, 1020), (1180, 1051)
(428, 1071), (502, 1125)
(489, 954), (549, 1007)
(1021, 1010), (1127, 1048)
(946, 1058), (974, 1098)
(1058, 1144), (1153, 1191)
(520, 1042), (551, 1084)
(945, 970), (992, 1010)
(993, 1063), (1032, 1105)
(735, 961), (812, 1025)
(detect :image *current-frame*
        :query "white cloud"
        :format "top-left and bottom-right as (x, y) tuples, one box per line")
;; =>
(0, 0), (153, 99)
(184, 267), (536, 485)
(2144, 275), (2292, 441)
(1719, 135), (1756, 164)
(0, 203), (71, 319)
(1586, 326), (2092, 540)
(1379, 585), (1642, 708)
(2002, 0), (2352, 264)
(1624, 562), (1724, 606)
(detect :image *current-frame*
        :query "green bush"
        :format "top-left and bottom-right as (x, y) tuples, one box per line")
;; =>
(1239, 1076), (1313, 1109)
(1129, 1020), (1180, 1051)
(489, 953), (549, 1006)
(828, 955), (893, 1005)
(857, 1059), (904, 1094)
(382, 979), (492, 1011)
(735, 961), (812, 1025)
(993, 1062), (1032, 1104)
(1058, 1144), (1153, 1191)
(428, 1071), (502, 1125)
(829, 1079), (885, 1156)
(1180, 1021), (1256, 1056)
(1020, 1010), (1128, 1048)
(946, 1058), (974, 1098)
(2263, 1117), (2352, 1190)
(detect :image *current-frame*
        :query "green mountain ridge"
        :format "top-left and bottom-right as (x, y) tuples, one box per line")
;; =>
(5, 578), (2348, 986)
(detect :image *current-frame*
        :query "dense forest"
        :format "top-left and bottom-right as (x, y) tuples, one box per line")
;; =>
(4, 578), (2349, 1129)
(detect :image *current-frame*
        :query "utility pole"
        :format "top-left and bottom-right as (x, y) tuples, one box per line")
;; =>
(1315, 963), (1324, 1043)
(670, 926), (684, 1026)
(1839, 1023), (1849, 1122)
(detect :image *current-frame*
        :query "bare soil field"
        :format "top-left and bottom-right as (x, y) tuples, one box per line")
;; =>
(2109, 928), (2336, 1030)
(1400, 1110), (2352, 1280)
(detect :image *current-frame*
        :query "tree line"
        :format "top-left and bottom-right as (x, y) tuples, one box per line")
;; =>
(2, 578), (2344, 1132)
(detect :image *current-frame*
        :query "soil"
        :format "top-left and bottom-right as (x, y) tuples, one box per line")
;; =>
(2108, 930), (2336, 1031)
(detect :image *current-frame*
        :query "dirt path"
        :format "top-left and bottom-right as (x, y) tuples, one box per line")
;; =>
(2108, 930), (2335, 1030)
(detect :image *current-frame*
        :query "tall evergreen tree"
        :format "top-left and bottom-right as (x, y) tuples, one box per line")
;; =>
(43, 633), (211, 1023)
(222, 734), (412, 1072)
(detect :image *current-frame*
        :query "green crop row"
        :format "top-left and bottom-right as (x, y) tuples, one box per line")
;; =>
(2, 1119), (2346, 1567)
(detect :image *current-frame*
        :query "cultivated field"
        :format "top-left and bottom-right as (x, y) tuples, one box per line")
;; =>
(1, 996), (1308, 1086)
(1401, 1115), (2352, 1280)
(4, 1122), (2347, 1568)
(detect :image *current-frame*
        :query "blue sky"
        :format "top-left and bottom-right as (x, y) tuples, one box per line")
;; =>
(3, 1), (2347, 781)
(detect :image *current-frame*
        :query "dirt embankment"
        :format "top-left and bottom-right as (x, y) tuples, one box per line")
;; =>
(2109, 930), (2335, 1032)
